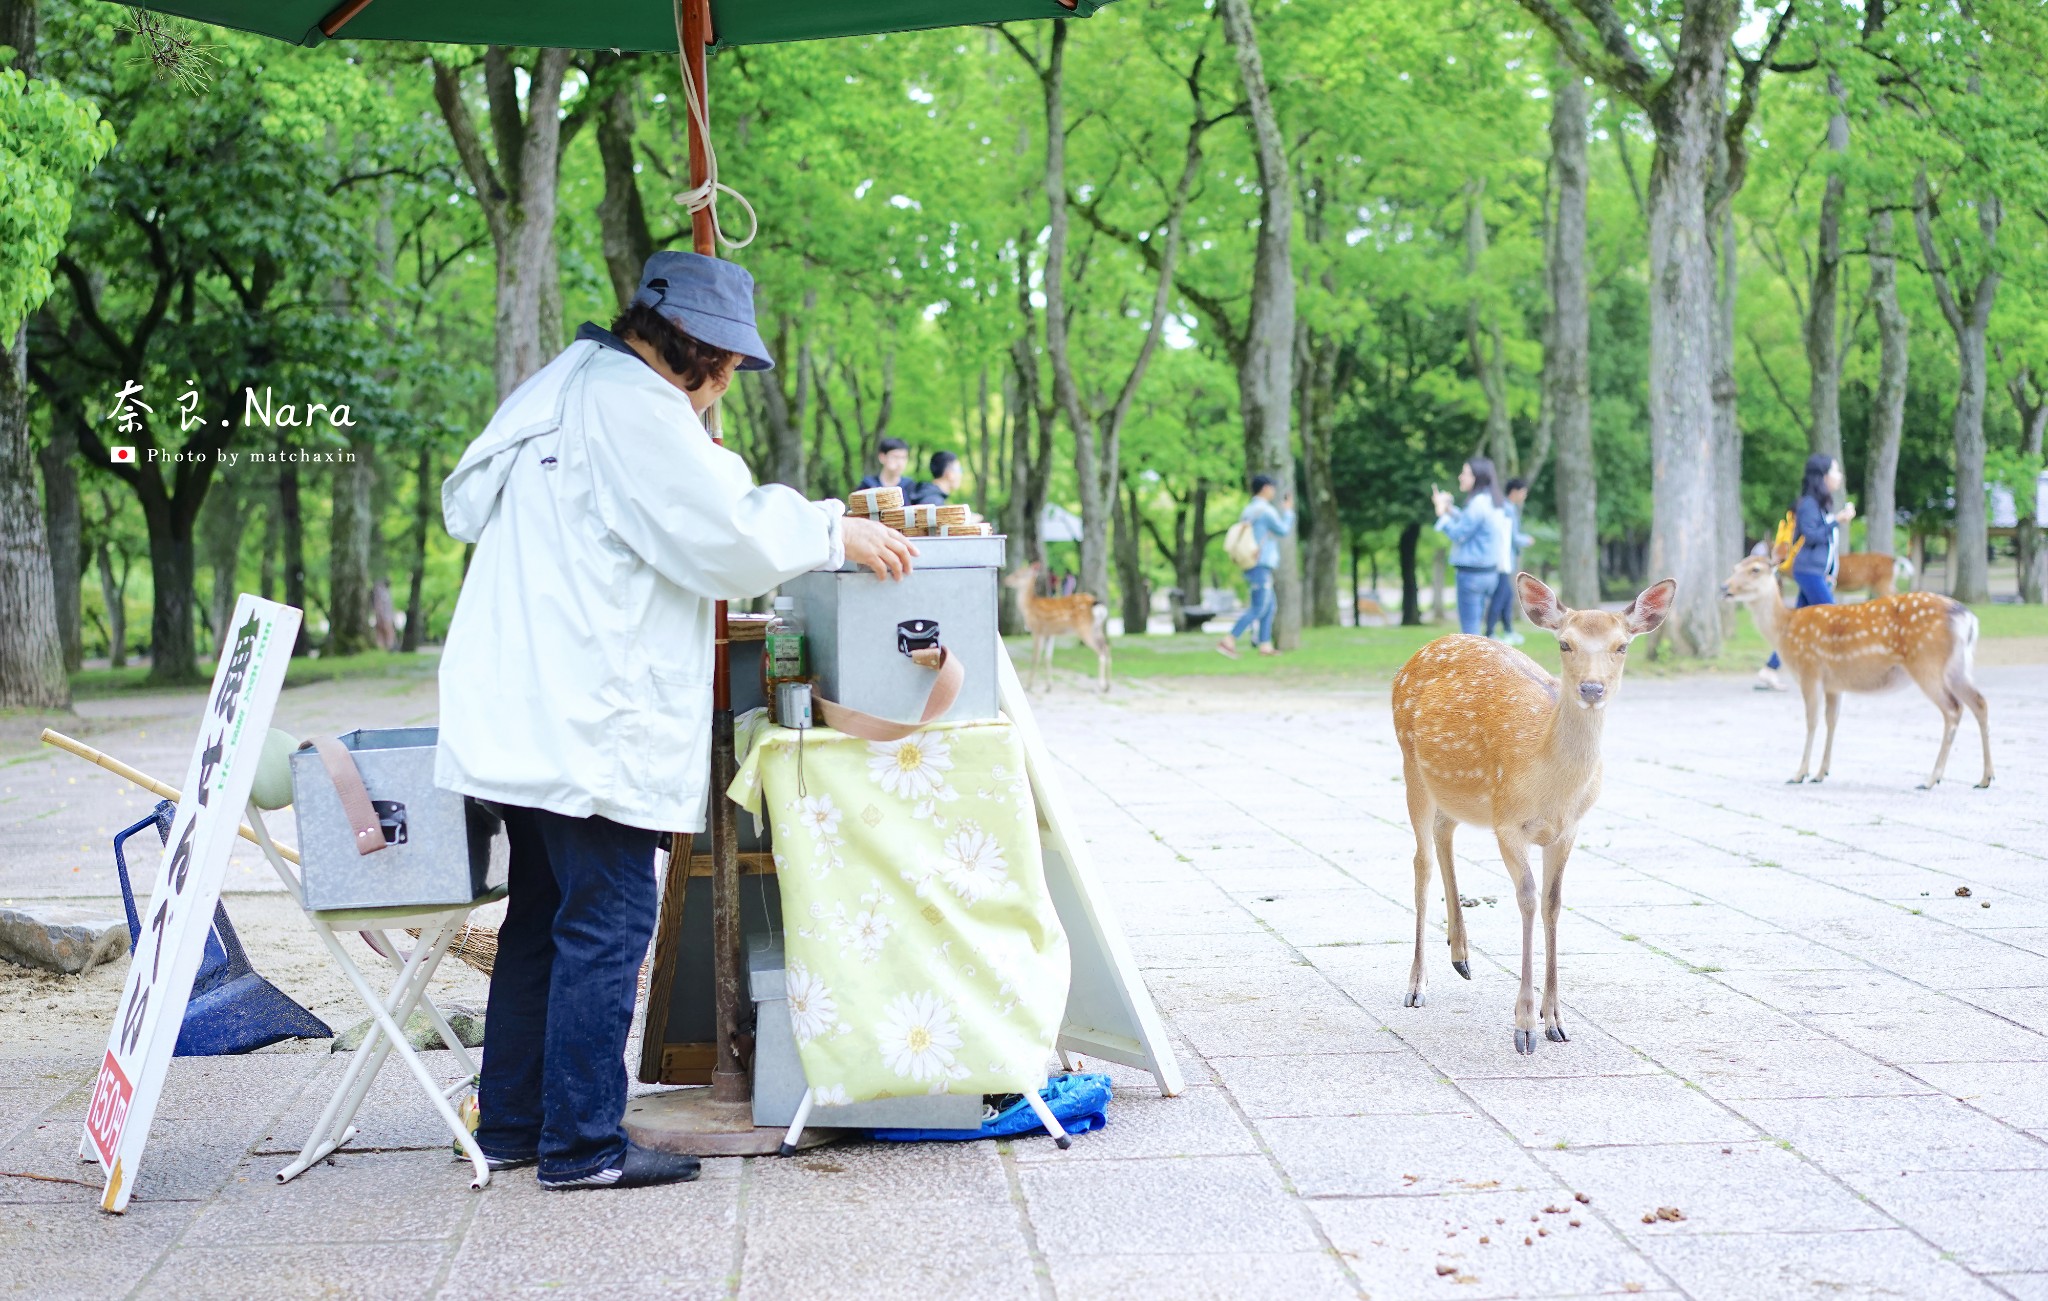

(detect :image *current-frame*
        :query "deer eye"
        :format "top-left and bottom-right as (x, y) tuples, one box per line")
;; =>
(1558, 642), (1573, 654)
(1615, 644), (1628, 655)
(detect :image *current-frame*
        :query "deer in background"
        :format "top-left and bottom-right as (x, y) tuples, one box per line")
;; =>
(1003, 561), (1111, 693)
(1392, 573), (1675, 1055)
(1722, 554), (1991, 788)
(1831, 551), (1915, 598)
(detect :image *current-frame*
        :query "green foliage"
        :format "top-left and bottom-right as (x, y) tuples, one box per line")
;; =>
(0, 48), (114, 335)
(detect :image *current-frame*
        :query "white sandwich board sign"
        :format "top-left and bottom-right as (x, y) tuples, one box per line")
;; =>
(83, 595), (300, 1212)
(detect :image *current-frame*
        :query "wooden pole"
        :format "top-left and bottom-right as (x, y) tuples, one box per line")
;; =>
(40, 728), (302, 865)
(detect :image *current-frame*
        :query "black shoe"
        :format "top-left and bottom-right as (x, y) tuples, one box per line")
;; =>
(539, 1141), (701, 1191)
(478, 1151), (538, 1172)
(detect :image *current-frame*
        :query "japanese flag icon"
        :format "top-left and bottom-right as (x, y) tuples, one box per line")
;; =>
(111, 446), (136, 464)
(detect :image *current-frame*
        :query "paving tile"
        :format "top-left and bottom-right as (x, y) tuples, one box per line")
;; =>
(1648, 1035), (1929, 1100)
(1259, 1112), (1554, 1198)
(1855, 1168), (2048, 1274)
(1457, 1074), (1755, 1149)
(451, 1168), (739, 1295)
(1209, 1050), (1466, 1119)
(1311, 1189), (1663, 1300)
(1011, 1082), (1258, 1162)
(1901, 1060), (2048, 1130)
(1045, 1250), (1357, 1300)
(0, 1199), (192, 1295)
(1543, 1141), (1888, 1235)
(181, 1149), (476, 1245)
(1732, 1093), (2048, 1174)
(744, 1139), (1010, 1208)
(1018, 1155), (1323, 1256)
(1636, 1228), (1998, 1301)
(147, 1242), (455, 1297)
(740, 1195), (1036, 1301)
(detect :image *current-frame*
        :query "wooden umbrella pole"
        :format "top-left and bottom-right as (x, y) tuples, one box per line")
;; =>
(39, 728), (301, 865)
(678, 0), (750, 1108)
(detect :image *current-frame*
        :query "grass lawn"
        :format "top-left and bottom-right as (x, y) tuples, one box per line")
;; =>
(1018, 599), (2048, 686)
(69, 650), (442, 701)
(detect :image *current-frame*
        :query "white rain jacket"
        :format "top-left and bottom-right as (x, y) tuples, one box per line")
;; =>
(436, 336), (843, 833)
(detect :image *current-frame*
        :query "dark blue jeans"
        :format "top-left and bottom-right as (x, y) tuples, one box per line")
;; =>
(1765, 569), (1834, 669)
(478, 806), (661, 1180)
(1230, 565), (1276, 645)
(1484, 568), (1517, 635)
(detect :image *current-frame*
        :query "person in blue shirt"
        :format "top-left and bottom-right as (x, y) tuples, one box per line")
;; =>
(1484, 476), (1535, 644)
(1432, 457), (1509, 635)
(1216, 475), (1296, 658)
(1758, 453), (1856, 691)
(907, 451), (963, 506)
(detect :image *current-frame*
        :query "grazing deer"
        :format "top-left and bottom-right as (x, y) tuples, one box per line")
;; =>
(1721, 554), (1990, 788)
(1832, 551), (1915, 598)
(1392, 573), (1675, 1055)
(1002, 561), (1111, 692)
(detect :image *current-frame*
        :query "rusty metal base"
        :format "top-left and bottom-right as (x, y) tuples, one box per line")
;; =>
(623, 1088), (838, 1157)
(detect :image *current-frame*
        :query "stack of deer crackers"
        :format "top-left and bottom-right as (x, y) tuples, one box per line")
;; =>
(846, 487), (994, 538)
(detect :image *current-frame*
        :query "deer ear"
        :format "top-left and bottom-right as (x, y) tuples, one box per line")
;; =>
(1516, 572), (1566, 631)
(1624, 578), (1678, 636)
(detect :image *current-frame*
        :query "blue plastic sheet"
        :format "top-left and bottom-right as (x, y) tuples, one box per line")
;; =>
(869, 1072), (1112, 1142)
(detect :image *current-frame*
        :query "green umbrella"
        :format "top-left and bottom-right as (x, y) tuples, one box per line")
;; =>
(123, 0), (1113, 52)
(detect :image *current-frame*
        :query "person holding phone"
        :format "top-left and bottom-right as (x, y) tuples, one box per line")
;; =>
(1432, 458), (1508, 636)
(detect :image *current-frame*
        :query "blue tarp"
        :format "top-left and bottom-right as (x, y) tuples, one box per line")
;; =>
(870, 1072), (1112, 1142)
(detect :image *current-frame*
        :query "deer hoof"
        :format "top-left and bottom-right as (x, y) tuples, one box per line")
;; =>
(1514, 1029), (1538, 1056)
(1786, 775), (1807, 785)
(1403, 990), (1426, 1008)
(1546, 1024), (1569, 1043)
(1452, 961), (1472, 980)
(1976, 779), (1993, 789)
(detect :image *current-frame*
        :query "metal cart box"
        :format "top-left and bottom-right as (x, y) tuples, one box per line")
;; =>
(782, 535), (1006, 728)
(291, 727), (502, 911)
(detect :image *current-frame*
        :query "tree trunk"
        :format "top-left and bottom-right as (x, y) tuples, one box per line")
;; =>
(37, 419), (82, 671)
(433, 48), (573, 401)
(1864, 208), (1907, 559)
(1464, 177), (1515, 476)
(1219, 0), (1299, 650)
(1547, 59), (1597, 608)
(327, 447), (376, 656)
(140, 498), (198, 683)
(751, 308), (811, 493)
(1295, 325), (1342, 626)
(1805, 73), (1848, 459)
(1913, 180), (2000, 605)
(594, 64), (655, 311)
(198, 480), (249, 656)
(1642, 34), (1732, 656)
(1114, 475), (1149, 636)
(1397, 520), (1422, 626)
(96, 537), (127, 668)
(279, 458), (309, 656)
(0, 323), (69, 707)
(1712, 194), (1743, 573)
(403, 445), (432, 651)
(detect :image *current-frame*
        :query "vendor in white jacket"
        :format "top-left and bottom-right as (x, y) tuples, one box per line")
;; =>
(436, 252), (914, 1192)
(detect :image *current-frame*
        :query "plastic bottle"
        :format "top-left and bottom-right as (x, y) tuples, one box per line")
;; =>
(765, 596), (807, 684)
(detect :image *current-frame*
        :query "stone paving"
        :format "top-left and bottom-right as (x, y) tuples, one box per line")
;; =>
(2, 652), (2045, 1299)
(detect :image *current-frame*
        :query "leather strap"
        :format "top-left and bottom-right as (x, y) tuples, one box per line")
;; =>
(301, 737), (387, 856)
(814, 646), (964, 742)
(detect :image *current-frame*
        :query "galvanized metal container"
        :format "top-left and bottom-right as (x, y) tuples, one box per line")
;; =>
(291, 727), (501, 912)
(782, 535), (1005, 728)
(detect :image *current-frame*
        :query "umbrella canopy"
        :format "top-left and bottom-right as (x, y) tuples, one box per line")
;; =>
(115, 0), (1114, 52)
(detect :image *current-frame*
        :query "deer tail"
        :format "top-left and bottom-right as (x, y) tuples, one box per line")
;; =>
(1895, 555), (1916, 584)
(1092, 602), (1108, 630)
(1944, 599), (1979, 681)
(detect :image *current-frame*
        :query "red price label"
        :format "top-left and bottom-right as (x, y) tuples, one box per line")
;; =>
(85, 1051), (133, 1161)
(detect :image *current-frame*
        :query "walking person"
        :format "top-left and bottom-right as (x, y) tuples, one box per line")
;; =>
(1757, 453), (1854, 691)
(1432, 457), (1508, 636)
(437, 251), (916, 1192)
(1217, 474), (1296, 659)
(1484, 476), (1534, 644)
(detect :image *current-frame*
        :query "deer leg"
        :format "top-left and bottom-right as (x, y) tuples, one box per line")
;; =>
(1034, 635), (1052, 692)
(1434, 814), (1470, 979)
(1093, 630), (1111, 693)
(1540, 833), (1574, 1042)
(1496, 832), (1540, 1055)
(1403, 767), (1436, 1008)
(1791, 674), (1822, 783)
(1952, 673), (1993, 788)
(1816, 692), (1841, 782)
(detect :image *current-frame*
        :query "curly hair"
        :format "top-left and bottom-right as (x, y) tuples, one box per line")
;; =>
(611, 302), (740, 392)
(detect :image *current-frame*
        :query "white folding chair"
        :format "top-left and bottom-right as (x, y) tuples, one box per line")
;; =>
(243, 804), (503, 1190)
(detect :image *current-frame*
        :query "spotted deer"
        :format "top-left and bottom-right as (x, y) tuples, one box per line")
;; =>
(1833, 551), (1915, 598)
(1721, 554), (1990, 788)
(1002, 561), (1111, 692)
(1391, 573), (1676, 1055)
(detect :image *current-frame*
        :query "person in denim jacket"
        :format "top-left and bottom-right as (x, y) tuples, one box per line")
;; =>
(1217, 475), (1296, 658)
(1432, 457), (1508, 635)
(1757, 453), (1855, 691)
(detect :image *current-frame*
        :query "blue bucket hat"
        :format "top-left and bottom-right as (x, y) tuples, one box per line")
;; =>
(632, 251), (775, 372)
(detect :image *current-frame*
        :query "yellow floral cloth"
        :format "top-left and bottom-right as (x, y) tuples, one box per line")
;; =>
(728, 710), (1071, 1105)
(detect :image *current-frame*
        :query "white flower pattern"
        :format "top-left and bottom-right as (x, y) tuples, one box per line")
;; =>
(783, 962), (838, 1044)
(938, 822), (1010, 903)
(875, 990), (969, 1083)
(867, 733), (960, 822)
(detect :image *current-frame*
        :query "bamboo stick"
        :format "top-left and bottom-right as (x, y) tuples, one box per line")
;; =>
(39, 728), (301, 865)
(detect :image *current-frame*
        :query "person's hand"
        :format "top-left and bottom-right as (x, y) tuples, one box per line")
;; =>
(1837, 501), (1857, 524)
(1431, 486), (1453, 516)
(843, 516), (917, 580)
(1282, 492), (1295, 512)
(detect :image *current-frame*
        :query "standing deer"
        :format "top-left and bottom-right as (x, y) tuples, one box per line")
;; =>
(1003, 561), (1111, 692)
(1831, 551), (1915, 598)
(1721, 554), (1990, 788)
(1392, 573), (1675, 1055)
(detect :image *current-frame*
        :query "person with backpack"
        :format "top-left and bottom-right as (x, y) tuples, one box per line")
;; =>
(1217, 475), (1296, 658)
(1757, 453), (1855, 691)
(1431, 457), (1509, 636)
